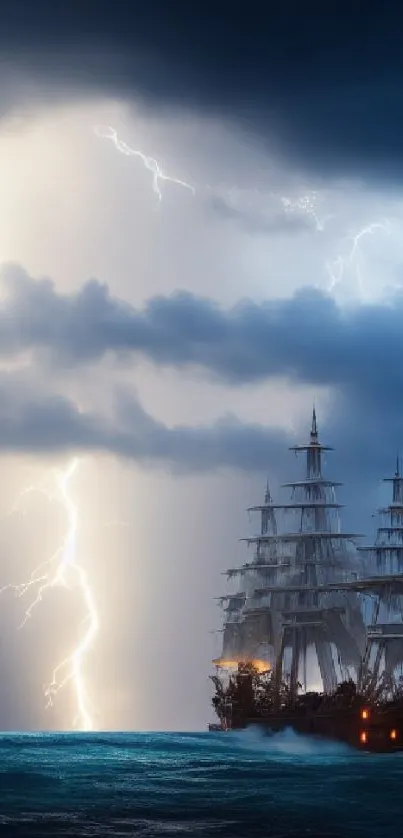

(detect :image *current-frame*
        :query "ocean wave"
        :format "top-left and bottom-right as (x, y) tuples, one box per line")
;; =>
(0, 731), (401, 837)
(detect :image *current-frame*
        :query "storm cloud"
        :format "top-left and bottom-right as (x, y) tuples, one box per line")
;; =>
(2, 264), (402, 408)
(0, 262), (401, 489)
(0, 369), (289, 473)
(1, 3), (403, 182)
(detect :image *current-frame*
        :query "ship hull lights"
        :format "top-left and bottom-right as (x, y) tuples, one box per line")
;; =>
(210, 709), (403, 752)
(246, 712), (403, 752)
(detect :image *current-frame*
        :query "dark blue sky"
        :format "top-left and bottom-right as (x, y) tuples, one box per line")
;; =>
(2, 2), (403, 182)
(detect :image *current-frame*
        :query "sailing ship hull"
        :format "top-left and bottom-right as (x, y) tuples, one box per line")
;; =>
(210, 708), (403, 752)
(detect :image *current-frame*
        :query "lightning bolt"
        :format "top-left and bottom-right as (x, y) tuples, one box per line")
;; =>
(326, 220), (392, 296)
(281, 191), (392, 298)
(94, 124), (196, 203)
(281, 190), (332, 232)
(0, 458), (98, 730)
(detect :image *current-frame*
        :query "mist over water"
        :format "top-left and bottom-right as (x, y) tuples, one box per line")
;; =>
(0, 730), (400, 837)
(232, 725), (354, 760)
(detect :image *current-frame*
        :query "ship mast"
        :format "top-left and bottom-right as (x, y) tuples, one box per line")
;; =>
(263, 408), (363, 698)
(213, 477), (279, 672)
(214, 409), (364, 697)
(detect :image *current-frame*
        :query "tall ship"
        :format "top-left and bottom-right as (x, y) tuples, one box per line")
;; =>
(210, 411), (403, 751)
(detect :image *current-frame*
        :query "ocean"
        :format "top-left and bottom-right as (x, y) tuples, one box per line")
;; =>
(0, 728), (400, 837)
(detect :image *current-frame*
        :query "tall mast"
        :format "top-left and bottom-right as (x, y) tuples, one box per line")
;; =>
(282, 407), (342, 498)
(276, 409), (363, 695)
(261, 480), (277, 538)
(214, 409), (364, 697)
(245, 409), (363, 696)
(213, 476), (279, 672)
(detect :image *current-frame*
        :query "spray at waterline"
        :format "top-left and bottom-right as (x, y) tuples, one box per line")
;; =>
(0, 458), (99, 731)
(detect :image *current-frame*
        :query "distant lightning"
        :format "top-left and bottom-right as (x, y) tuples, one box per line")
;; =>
(326, 220), (392, 296)
(281, 190), (392, 298)
(93, 124), (392, 300)
(94, 124), (196, 203)
(281, 190), (332, 232)
(0, 458), (98, 730)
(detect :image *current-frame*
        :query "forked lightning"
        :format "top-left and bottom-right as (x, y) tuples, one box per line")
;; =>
(0, 458), (98, 730)
(94, 124), (195, 203)
(326, 221), (392, 295)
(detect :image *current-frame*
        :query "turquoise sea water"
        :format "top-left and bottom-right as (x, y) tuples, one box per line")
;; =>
(0, 728), (401, 836)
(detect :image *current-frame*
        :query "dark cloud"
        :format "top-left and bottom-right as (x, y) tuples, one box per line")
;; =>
(0, 3), (402, 181)
(2, 263), (403, 499)
(0, 362), (391, 538)
(0, 362), (390, 535)
(0, 369), (289, 473)
(2, 265), (402, 413)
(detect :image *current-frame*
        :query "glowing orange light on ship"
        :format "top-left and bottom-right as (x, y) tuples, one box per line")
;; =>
(390, 729), (398, 740)
(360, 731), (367, 744)
(361, 709), (369, 720)
(212, 658), (271, 674)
